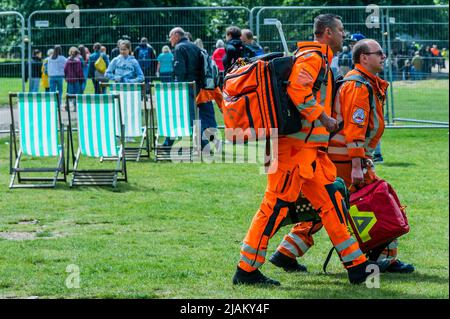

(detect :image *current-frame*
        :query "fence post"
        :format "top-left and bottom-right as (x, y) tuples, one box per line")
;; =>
(0, 11), (25, 92)
(385, 8), (396, 125)
(380, 9), (391, 125)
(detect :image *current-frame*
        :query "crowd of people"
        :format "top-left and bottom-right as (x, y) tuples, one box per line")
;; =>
(335, 35), (447, 81)
(26, 27), (271, 98)
(26, 37), (171, 97)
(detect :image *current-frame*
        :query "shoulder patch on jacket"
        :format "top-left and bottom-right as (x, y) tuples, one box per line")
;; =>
(352, 108), (366, 124)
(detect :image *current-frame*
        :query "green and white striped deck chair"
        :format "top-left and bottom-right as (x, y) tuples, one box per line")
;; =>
(66, 94), (127, 188)
(9, 92), (66, 188)
(103, 83), (150, 161)
(150, 82), (200, 162)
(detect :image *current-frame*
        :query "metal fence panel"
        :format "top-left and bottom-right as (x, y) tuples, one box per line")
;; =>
(0, 11), (25, 135)
(0, 12), (25, 90)
(255, 5), (449, 128)
(385, 6), (449, 126)
(28, 7), (250, 87)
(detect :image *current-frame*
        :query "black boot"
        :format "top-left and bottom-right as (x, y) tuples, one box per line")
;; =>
(347, 260), (379, 284)
(269, 251), (307, 272)
(386, 259), (415, 273)
(232, 267), (281, 286)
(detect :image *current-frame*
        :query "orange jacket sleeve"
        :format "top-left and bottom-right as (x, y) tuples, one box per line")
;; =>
(287, 53), (324, 123)
(340, 82), (371, 158)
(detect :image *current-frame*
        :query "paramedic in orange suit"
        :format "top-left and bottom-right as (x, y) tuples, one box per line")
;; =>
(269, 39), (414, 275)
(329, 39), (414, 273)
(233, 14), (376, 286)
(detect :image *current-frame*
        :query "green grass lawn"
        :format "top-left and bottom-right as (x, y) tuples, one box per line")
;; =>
(391, 79), (449, 123)
(0, 128), (448, 298)
(1, 78), (448, 126)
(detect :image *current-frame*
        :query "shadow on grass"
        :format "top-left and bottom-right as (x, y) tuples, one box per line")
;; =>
(65, 182), (152, 193)
(273, 271), (448, 298)
(380, 162), (416, 168)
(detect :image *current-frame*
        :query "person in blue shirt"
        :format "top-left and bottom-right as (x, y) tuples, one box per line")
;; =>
(88, 42), (110, 94)
(105, 40), (144, 83)
(156, 45), (174, 83)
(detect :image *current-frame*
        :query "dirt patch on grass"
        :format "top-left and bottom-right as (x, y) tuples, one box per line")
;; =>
(0, 232), (36, 240)
(18, 219), (39, 225)
(0, 230), (65, 240)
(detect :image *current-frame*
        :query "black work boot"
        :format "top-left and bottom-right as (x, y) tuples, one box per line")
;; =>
(347, 260), (379, 284)
(386, 259), (415, 273)
(269, 251), (307, 272)
(232, 267), (281, 286)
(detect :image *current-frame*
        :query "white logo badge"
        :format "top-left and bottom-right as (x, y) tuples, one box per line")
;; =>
(352, 108), (365, 124)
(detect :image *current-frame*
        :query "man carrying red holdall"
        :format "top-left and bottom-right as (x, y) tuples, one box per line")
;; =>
(269, 39), (414, 274)
(233, 14), (378, 286)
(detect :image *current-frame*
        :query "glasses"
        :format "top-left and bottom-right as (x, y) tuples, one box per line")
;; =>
(363, 50), (386, 57)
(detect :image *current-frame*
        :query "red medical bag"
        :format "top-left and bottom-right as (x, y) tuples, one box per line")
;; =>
(348, 179), (410, 252)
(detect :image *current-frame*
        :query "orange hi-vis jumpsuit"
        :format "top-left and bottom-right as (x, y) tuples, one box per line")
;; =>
(328, 64), (388, 186)
(328, 65), (398, 264)
(238, 42), (367, 273)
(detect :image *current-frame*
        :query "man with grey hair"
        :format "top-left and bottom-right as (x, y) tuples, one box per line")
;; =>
(166, 27), (218, 150)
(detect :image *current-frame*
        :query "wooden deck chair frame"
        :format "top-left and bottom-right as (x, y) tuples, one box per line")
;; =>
(66, 94), (127, 188)
(9, 92), (66, 189)
(149, 82), (200, 162)
(100, 82), (150, 161)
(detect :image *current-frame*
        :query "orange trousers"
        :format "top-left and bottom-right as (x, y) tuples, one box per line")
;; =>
(333, 161), (399, 265)
(274, 159), (398, 266)
(238, 137), (367, 272)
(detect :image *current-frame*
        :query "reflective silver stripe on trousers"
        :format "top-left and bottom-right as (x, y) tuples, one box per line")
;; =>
(279, 240), (300, 257)
(341, 249), (364, 263)
(328, 146), (349, 155)
(240, 253), (263, 268)
(347, 142), (362, 149)
(335, 237), (357, 253)
(330, 133), (346, 144)
(288, 233), (310, 254)
(241, 243), (266, 258)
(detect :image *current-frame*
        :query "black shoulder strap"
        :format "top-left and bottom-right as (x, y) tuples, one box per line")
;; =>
(295, 49), (329, 94)
(331, 73), (375, 138)
(323, 247), (336, 273)
(338, 73), (375, 110)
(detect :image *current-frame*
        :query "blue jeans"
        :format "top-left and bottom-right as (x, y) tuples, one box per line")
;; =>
(81, 65), (88, 93)
(49, 76), (64, 105)
(374, 141), (382, 157)
(92, 79), (106, 94)
(29, 78), (40, 92)
(198, 101), (218, 149)
(67, 81), (81, 95)
(160, 72), (173, 83)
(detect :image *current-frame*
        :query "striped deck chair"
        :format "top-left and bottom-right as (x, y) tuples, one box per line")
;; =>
(102, 83), (150, 161)
(9, 92), (66, 188)
(149, 82), (200, 162)
(66, 94), (127, 188)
